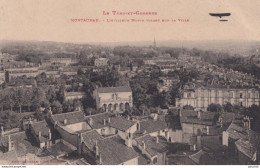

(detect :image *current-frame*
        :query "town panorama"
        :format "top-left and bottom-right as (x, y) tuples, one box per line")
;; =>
(0, 40), (259, 165)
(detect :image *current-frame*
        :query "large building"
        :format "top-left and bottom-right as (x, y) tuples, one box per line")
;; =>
(93, 86), (133, 112)
(176, 85), (260, 110)
(95, 58), (109, 67)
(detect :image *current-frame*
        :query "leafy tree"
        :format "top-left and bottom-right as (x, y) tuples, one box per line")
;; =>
(223, 102), (234, 112)
(183, 105), (194, 110)
(207, 103), (223, 112)
(51, 101), (63, 114)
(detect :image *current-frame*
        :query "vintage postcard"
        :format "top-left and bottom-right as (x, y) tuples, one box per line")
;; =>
(0, 0), (259, 166)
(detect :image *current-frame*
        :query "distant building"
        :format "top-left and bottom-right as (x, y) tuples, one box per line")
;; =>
(64, 91), (87, 101)
(93, 86), (133, 112)
(176, 85), (260, 110)
(95, 58), (109, 67)
(50, 57), (72, 66)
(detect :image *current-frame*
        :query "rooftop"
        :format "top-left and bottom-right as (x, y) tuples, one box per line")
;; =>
(51, 111), (85, 126)
(30, 120), (50, 143)
(97, 135), (139, 165)
(85, 113), (113, 129)
(109, 117), (136, 132)
(0, 131), (39, 157)
(235, 139), (256, 159)
(135, 134), (168, 157)
(82, 130), (103, 151)
(96, 86), (132, 93)
(180, 110), (217, 126)
(226, 122), (248, 140)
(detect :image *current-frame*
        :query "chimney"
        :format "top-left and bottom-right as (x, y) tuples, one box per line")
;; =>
(49, 107), (53, 116)
(220, 117), (223, 128)
(222, 131), (229, 146)
(156, 136), (159, 143)
(206, 126), (210, 135)
(193, 144), (197, 151)
(197, 135), (201, 150)
(80, 133), (83, 143)
(38, 131), (41, 138)
(248, 118), (251, 130)
(99, 152), (102, 164)
(166, 131), (170, 142)
(125, 133), (133, 147)
(48, 129), (52, 140)
(103, 119), (106, 125)
(95, 140), (99, 157)
(198, 111), (201, 119)
(108, 117), (111, 123)
(64, 119), (67, 125)
(89, 118), (93, 126)
(179, 109), (182, 117)
(8, 135), (12, 151)
(137, 121), (141, 130)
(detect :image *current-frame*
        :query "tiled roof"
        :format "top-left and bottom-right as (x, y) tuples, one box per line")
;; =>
(226, 123), (248, 140)
(31, 120), (50, 143)
(139, 118), (168, 134)
(96, 86), (132, 93)
(97, 135), (139, 165)
(109, 117), (136, 132)
(0, 131), (39, 157)
(180, 110), (217, 126)
(82, 130), (103, 151)
(0, 150), (18, 164)
(135, 134), (167, 157)
(201, 135), (222, 151)
(235, 139), (256, 159)
(46, 141), (76, 157)
(85, 113), (113, 129)
(65, 92), (86, 97)
(51, 111), (85, 126)
(189, 149), (207, 164)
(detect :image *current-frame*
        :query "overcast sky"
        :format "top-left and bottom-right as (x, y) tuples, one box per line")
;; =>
(0, 0), (260, 43)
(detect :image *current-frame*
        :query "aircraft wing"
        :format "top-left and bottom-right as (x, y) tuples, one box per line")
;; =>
(209, 13), (231, 18)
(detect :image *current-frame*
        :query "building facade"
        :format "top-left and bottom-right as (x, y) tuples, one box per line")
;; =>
(95, 58), (109, 67)
(176, 86), (260, 110)
(93, 86), (133, 112)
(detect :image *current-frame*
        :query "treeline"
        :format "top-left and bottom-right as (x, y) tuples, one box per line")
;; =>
(217, 57), (260, 79)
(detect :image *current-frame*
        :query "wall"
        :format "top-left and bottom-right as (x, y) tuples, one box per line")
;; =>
(55, 124), (79, 147)
(66, 122), (87, 132)
(122, 157), (139, 165)
(169, 129), (183, 143)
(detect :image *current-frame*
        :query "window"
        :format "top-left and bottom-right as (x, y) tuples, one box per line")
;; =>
(240, 102), (243, 107)
(240, 93), (243, 98)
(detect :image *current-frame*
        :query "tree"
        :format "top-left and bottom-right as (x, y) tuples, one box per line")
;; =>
(51, 101), (63, 114)
(223, 102), (234, 112)
(207, 103), (222, 112)
(183, 105), (194, 110)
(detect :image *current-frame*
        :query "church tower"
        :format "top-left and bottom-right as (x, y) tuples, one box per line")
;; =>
(153, 37), (156, 48)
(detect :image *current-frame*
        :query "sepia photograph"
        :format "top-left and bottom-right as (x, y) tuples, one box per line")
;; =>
(0, 0), (259, 166)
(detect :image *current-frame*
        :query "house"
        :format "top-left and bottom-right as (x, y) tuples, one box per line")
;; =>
(81, 134), (139, 165)
(134, 134), (168, 164)
(176, 85), (260, 110)
(0, 131), (39, 162)
(64, 91), (87, 101)
(30, 120), (52, 148)
(95, 58), (109, 67)
(93, 86), (133, 113)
